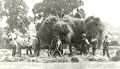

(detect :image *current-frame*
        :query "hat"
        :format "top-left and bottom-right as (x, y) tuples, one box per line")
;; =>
(105, 35), (108, 38)
(40, 12), (44, 16)
(82, 34), (86, 37)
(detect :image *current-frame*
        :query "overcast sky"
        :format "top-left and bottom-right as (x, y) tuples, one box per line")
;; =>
(25, 0), (43, 17)
(84, 0), (120, 28)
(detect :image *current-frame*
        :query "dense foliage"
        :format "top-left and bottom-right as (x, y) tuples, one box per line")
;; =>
(33, 0), (85, 17)
(3, 0), (30, 33)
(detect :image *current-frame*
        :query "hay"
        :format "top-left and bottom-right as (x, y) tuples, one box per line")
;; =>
(86, 56), (108, 62)
(45, 57), (69, 63)
(71, 57), (79, 62)
(110, 50), (120, 61)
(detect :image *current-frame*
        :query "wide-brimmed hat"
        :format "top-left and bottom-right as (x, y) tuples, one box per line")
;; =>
(82, 34), (86, 37)
(105, 35), (108, 38)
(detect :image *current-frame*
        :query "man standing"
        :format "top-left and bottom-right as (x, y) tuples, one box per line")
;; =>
(11, 37), (17, 56)
(91, 38), (98, 56)
(57, 37), (63, 56)
(80, 34), (90, 55)
(57, 9), (64, 18)
(26, 36), (33, 55)
(74, 8), (81, 18)
(103, 35), (110, 58)
(8, 32), (17, 56)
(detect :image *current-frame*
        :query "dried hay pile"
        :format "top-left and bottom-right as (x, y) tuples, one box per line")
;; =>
(110, 50), (120, 61)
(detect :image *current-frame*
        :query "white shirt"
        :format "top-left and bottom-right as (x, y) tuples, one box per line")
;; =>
(57, 39), (62, 47)
(26, 38), (33, 46)
(10, 39), (17, 47)
(9, 32), (17, 39)
(85, 39), (90, 45)
(91, 38), (97, 42)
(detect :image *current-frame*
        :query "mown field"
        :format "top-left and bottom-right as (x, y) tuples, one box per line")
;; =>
(0, 46), (120, 69)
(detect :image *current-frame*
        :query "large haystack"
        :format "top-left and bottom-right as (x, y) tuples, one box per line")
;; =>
(37, 15), (105, 49)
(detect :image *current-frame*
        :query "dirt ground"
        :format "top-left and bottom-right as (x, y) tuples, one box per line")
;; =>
(0, 46), (120, 69)
(0, 62), (120, 69)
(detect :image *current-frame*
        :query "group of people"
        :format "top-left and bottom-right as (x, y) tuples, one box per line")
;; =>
(8, 31), (110, 58)
(79, 34), (110, 58)
(7, 8), (110, 58)
(48, 33), (110, 58)
(8, 32), (34, 57)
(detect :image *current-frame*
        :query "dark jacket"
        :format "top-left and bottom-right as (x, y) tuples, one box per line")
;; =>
(103, 39), (109, 49)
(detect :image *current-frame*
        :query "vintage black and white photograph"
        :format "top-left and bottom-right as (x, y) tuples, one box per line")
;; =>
(0, 0), (120, 69)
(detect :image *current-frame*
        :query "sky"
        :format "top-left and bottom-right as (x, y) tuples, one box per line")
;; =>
(1, 0), (120, 28)
(25, 0), (43, 17)
(84, 0), (120, 28)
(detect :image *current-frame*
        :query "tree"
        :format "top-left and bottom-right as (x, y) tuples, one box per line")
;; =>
(0, 0), (7, 18)
(3, 0), (29, 33)
(0, 1), (2, 18)
(33, 0), (84, 17)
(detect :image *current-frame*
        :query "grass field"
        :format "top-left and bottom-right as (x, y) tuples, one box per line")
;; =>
(0, 46), (120, 69)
